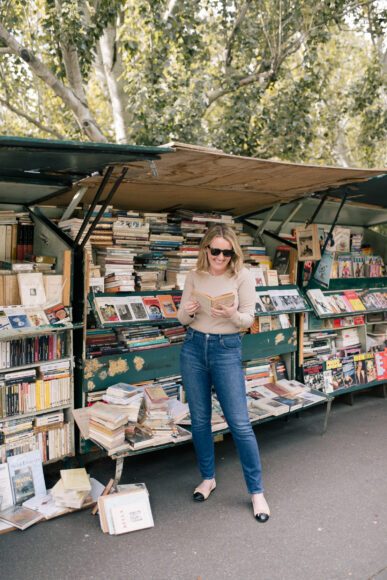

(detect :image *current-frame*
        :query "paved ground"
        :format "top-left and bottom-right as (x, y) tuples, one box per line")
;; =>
(1, 392), (387, 580)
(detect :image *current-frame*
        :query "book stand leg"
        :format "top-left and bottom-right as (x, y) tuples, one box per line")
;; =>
(322, 399), (333, 434)
(113, 456), (125, 486)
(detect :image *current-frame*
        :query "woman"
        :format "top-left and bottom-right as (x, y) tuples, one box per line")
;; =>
(177, 224), (270, 523)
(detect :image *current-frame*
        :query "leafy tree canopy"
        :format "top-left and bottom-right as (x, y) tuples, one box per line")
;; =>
(0, 0), (386, 166)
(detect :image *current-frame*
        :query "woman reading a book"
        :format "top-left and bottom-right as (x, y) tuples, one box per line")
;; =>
(177, 224), (270, 523)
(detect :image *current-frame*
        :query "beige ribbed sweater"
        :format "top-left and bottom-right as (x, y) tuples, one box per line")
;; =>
(177, 267), (255, 333)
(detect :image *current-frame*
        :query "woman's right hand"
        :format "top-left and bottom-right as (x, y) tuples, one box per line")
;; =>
(184, 300), (200, 316)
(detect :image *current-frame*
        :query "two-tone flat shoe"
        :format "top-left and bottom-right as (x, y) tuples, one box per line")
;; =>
(193, 479), (216, 502)
(252, 495), (270, 523)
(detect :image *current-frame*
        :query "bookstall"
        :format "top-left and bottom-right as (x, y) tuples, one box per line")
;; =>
(0, 137), (385, 485)
(245, 186), (387, 431)
(5, 138), (381, 479)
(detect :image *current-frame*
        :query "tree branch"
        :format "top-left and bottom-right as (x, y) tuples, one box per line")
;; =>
(162, 0), (178, 22)
(0, 96), (65, 139)
(225, 1), (251, 69)
(54, 0), (87, 102)
(0, 22), (107, 142)
(207, 69), (274, 106)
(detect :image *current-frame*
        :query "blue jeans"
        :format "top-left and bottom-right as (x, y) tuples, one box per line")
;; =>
(180, 328), (263, 494)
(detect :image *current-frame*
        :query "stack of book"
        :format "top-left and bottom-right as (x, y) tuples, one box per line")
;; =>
(335, 327), (361, 351)
(116, 325), (170, 352)
(58, 218), (93, 255)
(143, 385), (170, 429)
(88, 402), (128, 450)
(51, 468), (92, 509)
(102, 383), (142, 405)
(0, 416), (36, 461)
(37, 360), (71, 410)
(86, 328), (128, 359)
(243, 246), (271, 268)
(0, 368), (37, 417)
(96, 247), (136, 292)
(85, 205), (114, 247)
(34, 411), (71, 462)
(112, 212), (150, 250)
(244, 361), (273, 391)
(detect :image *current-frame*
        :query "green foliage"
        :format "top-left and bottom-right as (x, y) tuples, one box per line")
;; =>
(0, 0), (386, 168)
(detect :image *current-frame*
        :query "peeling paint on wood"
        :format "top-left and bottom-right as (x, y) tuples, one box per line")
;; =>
(84, 358), (103, 379)
(108, 358), (129, 377)
(133, 356), (145, 371)
(275, 333), (285, 345)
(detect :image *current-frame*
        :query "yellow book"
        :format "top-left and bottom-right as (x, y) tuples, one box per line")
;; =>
(35, 379), (42, 411)
(44, 381), (50, 409)
(192, 290), (235, 316)
(60, 468), (91, 492)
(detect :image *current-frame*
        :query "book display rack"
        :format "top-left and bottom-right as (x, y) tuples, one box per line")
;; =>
(0, 210), (76, 466)
(298, 222), (387, 431)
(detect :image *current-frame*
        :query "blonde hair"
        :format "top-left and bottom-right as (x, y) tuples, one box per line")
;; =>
(196, 224), (244, 276)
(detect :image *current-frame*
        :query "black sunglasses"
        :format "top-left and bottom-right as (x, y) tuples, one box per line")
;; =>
(208, 246), (234, 258)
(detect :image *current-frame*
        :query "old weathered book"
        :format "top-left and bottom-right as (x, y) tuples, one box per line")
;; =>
(192, 290), (235, 315)
(0, 505), (44, 530)
(60, 468), (91, 492)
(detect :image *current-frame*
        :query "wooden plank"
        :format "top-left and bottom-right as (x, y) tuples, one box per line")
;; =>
(44, 144), (384, 214)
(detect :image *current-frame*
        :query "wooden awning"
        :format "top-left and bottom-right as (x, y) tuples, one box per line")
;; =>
(44, 143), (386, 216)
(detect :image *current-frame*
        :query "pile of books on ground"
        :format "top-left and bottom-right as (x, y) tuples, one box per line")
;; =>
(307, 289), (387, 316)
(51, 468), (92, 509)
(0, 450), (104, 532)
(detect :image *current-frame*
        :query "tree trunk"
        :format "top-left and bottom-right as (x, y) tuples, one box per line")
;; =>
(98, 24), (128, 144)
(0, 23), (107, 142)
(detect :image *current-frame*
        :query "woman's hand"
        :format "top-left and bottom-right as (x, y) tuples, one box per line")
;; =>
(211, 303), (238, 319)
(184, 300), (200, 316)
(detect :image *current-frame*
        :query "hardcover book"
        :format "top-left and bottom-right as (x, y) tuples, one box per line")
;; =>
(7, 450), (46, 505)
(192, 290), (235, 315)
(12, 467), (35, 505)
(0, 505), (44, 530)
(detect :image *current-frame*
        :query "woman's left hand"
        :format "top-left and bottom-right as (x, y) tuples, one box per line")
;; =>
(211, 303), (238, 318)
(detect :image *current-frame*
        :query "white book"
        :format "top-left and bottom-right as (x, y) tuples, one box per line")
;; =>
(0, 463), (14, 511)
(43, 274), (63, 303)
(7, 450), (46, 505)
(104, 489), (154, 535)
(17, 273), (46, 306)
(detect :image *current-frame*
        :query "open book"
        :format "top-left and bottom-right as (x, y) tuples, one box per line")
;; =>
(192, 290), (235, 315)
